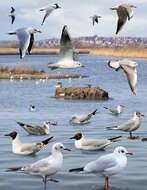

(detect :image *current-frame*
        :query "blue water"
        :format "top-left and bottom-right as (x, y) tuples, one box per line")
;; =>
(0, 54), (147, 190)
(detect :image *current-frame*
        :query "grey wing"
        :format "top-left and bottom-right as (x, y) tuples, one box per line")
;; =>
(118, 119), (135, 131)
(41, 7), (53, 25)
(60, 25), (73, 59)
(121, 64), (137, 94)
(28, 34), (34, 54)
(20, 143), (41, 153)
(27, 126), (45, 135)
(122, 4), (134, 20)
(84, 154), (117, 173)
(79, 115), (90, 123)
(92, 17), (95, 25)
(116, 6), (128, 34)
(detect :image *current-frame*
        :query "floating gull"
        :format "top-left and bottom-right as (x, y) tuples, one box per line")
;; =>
(8, 27), (41, 59)
(29, 105), (37, 112)
(5, 131), (53, 155)
(107, 112), (144, 139)
(16, 121), (56, 135)
(70, 133), (121, 150)
(104, 105), (124, 115)
(110, 4), (136, 34)
(69, 146), (132, 190)
(108, 59), (138, 94)
(70, 109), (97, 125)
(9, 7), (16, 24)
(7, 142), (71, 190)
(90, 15), (101, 26)
(48, 25), (83, 69)
(40, 3), (61, 25)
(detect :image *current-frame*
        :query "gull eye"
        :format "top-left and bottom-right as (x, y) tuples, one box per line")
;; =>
(121, 150), (125, 153)
(60, 146), (63, 149)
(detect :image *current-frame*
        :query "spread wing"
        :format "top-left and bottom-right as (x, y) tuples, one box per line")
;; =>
(123, 4), (134, 20)
(28, 34), (34, 54)
(60, 25), (73, 59)
(11, 7), (15, 13)
(41, 7), (54, 25)
(11, 15), (15, 24)
(108, 60), (121, 71)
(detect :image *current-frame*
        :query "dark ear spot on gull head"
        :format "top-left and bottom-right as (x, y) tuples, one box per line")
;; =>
(54, 3), (61, 9)
(5, 131), (17, 140)
(136, 112), (145, 117)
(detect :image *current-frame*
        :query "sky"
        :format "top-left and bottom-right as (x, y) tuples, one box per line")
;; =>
(0, 0), (147, 41)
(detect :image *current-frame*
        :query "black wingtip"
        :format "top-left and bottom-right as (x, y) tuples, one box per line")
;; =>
(92, 109), (97, 115)
(42, 136), (54, 145)
(69, 167), (84, 172)
(108, 136), (122, 141)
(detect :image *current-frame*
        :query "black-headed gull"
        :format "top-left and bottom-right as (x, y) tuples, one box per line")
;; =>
(90, 15), (101, 26)
(9, 7), (16, 24)
(70, 109), (97, 125)
(40, 3), (61, 25)
(16, 121), (56, 135)
(29, 105), (37, 112)
(70, 133), (121, 150)
(108, 59), (138, 95)
(110, 4), (136, 34)
(107, 112), (144, 139)
(104, 105), (124, 115)
(8, 27), (41, 59)
(7, 143), (71, 190)
(48, 25), (83, 69)
(5, 131), (53, 155)
(69, 146), (132, 190)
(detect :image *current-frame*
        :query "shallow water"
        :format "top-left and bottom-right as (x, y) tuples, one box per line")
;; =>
(0, 54), (147, 190)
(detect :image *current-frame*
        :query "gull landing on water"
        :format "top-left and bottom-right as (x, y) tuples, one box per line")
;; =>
(40, 3), (61, 25)
(90, 15), (101, 26)
(70, 133), (122, 151)
(9, 7), (16, 24)
(5, 131), (53, 155)
(107, 112), (145, 139)
(110, 4), (136, 34)
(108, 59), (137, 95)
(69, 146), (133, 190)
(48, 25), (83, 70)
(104, 105), (124, 115)
(7, 143), (71, 190)
(8, 27), (41, 59)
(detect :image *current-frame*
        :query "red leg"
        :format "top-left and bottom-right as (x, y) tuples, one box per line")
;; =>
(104, 176), (111, 190)
(42, 176), (47, 190)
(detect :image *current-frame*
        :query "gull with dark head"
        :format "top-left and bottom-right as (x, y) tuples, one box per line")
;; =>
(104, 105), (124, 115)
(9, 7), (16, 24)
(69, 146), (132, 190)
(40, 3), (61, 25)
(8, 27), (41, 59)
(48, 25), (83, 70)
(107, 112), (145, 139)
(70, 132), (121, 150)
(7, 143), (70, 190)
(16, 121), (55, 135)
(90, 15), (101, 26)
(5, 131), (53, 155)
(110, 4), (136, 34)
(108, 59), (138, 95)
(70, 109), (97, 125)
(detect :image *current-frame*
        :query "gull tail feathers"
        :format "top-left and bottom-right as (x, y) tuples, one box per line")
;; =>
(6, 167), (22, 172)
(106, 126), (118, 130)
(69, 167), (84, 172)
(108, 136), (122, 142)
(42, 136), (54, 145)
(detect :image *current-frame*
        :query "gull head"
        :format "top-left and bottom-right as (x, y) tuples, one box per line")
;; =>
(54, 3), (61, 9)
(52, 142), (71, 153)
(5, 131), (18, 140)
(119, 104), (125, 108)
(130, 5), (137, 8)
(70, 133), (82, 140)
(114, 146), (133, 156)
(136, 112), (145, 117)
(75, 62), (84, 68)
(28, 28), (42, 34)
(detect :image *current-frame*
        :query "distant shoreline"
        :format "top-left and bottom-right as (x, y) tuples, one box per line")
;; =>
(0, 47), (147, 59)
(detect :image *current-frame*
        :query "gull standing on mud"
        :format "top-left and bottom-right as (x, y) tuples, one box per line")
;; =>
(90, 15), (101, 26)
(40, 3), (61, 25)
(106, 112), (144, 139)
(69, 146), (132, 190)
(8, 27), (41, 59)
(5, 131), (53, 155)
(48, 25), (83, 69)
(70, 133), (121, 150)
(7, 143), (71, 190)
(104, 105), (124, 115)
(70, 109), (97, 125)
(9, 7), (16, 24)
(110, 4), (136, 34)
(16, 121), (56, 135)
(108, 59), (137, 94)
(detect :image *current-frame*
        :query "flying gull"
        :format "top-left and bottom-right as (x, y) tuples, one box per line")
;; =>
(7, 142), (71, 190)
(70, 109), (97, 125)
(110, 4), (136, 34)
(8, 27), (41, 59)
(108, 59), (138, 95)
(104, 105), (124, 115)
(40, 3), (61, 25)
(16, 121), (56, 135)
(5, 131), (53, 155)
(70, 133), (121, 150)
(9, 7), (16, 24)
(107, 112), (144, 139)
(69, 146), (132, 190)
(90, 15), (101, 26)
(48, 25), (83, 69)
